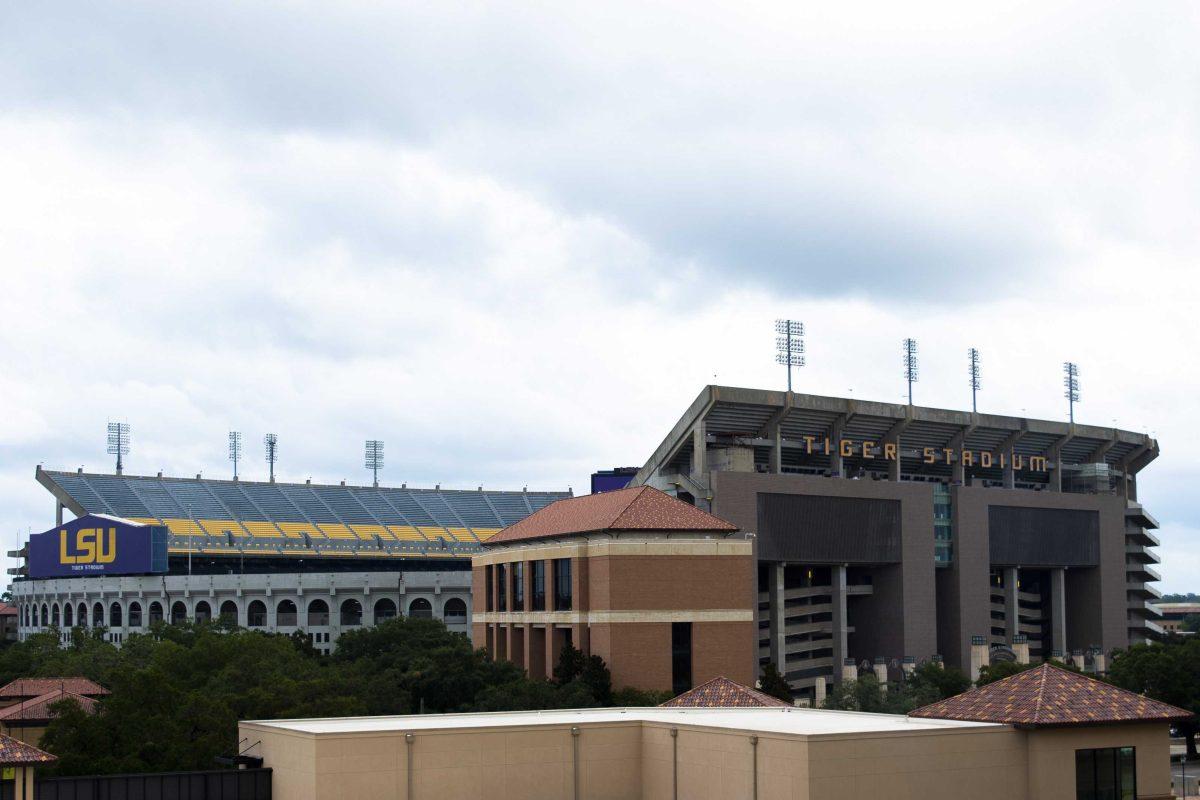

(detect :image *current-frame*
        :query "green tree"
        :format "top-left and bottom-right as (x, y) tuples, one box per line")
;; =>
(903, 662), (972, 706)
(1181, 614), (1200, 634)
(552, 643), (587, 686)
(1107, 638), (1200, 757)
(758, 663), (792, 703)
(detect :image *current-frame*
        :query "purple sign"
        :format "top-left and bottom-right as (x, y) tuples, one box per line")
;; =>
(28, 514), (169, 578)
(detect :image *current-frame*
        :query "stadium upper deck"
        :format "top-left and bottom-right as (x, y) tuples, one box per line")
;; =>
(35, 467), (569, 560)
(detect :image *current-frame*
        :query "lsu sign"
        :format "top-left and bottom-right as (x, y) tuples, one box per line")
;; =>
(28, 514), (168, 578)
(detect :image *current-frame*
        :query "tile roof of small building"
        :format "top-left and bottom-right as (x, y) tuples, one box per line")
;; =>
(909, 663), (1192, 727)
(484, 485), (738, 546)
(0, 689), (99, 723)
(660, 676), (792, 709)
(0, 733), (56, 766)
(0, 678), (109, 699)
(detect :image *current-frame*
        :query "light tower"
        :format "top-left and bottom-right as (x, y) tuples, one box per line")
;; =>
(264, 433), (278, 483)
(903, 338), (919, 405)
(365, 440), (385, 487)
(106, 422), (130, 475)
(1063, 362), (1080, 424)
(229, 431), (243, 480)
(968, 348), (981, 412)
(774, 319), (805, 392)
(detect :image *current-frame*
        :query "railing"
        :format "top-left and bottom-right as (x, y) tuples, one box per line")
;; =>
(0, 768), (271, 800)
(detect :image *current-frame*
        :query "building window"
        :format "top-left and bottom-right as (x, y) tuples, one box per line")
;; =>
(485, 565), (494, 612)
(247, 600), (267, 628)
(532, 561), (546, 611)
(444, 598), (467, 622)
(128, 602), (142, 628)
(497, 564), (508, 612)
(672, 622), (693, 696)
(1075, 747), (1136, 800)
(512, 562), (525, 611)
(554, 559), (572, 611)
(409, 598), (433, 618)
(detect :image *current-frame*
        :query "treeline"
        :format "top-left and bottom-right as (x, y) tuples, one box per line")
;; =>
(0, 620), (669, 776)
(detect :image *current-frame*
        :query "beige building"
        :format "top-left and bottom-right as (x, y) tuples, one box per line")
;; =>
(239, 665), (1187, 800)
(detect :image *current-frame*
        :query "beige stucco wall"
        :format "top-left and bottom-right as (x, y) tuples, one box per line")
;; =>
(1026, 723), (1173, 800)
(642, 722), (811, 800)
(0, 723), (48, 748)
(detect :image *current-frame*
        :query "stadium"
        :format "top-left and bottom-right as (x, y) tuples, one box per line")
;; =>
(630, 385), (1163, 700)
(9, 467), (567, 652)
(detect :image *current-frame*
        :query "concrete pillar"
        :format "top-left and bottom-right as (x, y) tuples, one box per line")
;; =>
(1003, 459), (1015, 489)
(768, 563), (786, 672)
(814, 677), (827, 707)
(56, 501), (64, 526)
(831, 565), (849, 678)
(901, 656), (916, 678)
(969, 635), (989, 683)
(931, 654), (944, 669)
(1013, 634), (1030, 665)
(841, 658), (858, 682)
(888, 451), (901, 481)
(872, 657), (888, 689)
(1071, 650), (1085, 671)
(1092, 649), (1107, 676)
(1050, 568), (1068, 657)
(952, 453), (965, 485)
(768, 424), (782, 474)
(829, 417), (846, 477)
(691, 423), (706, 477)
(1004, 566), (1020, 643)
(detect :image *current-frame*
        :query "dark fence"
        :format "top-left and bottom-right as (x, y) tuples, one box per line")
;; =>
(2, 768), (271, 800)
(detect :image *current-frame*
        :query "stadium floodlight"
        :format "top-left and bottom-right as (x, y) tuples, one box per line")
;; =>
(106, 422), (130, 475)
(264, 433), (278, 483)
(1063, 362), (1080, 424)
(365, 440), (385, 487)
(903, 338), (919, 405)
(968, 348), (981, 412)
(229, 431), (243, 480)
(774, 319), (805, 392)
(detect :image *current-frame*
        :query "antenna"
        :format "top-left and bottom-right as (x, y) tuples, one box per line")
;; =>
(967, 348), (981, 412)
(903, 338), (919, 405)
(365, 440), (385, 487)
(106, 422), (130, 475)
(264, 433), (278, 483)
(229, 431), (243, 480)
(1063, 362), (1080, 424)
(774, 319), (805, 392)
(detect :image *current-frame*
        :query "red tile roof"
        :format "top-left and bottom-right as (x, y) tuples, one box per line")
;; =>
(0, 678), (109, 699)
(0, 733), (56, 766)
(660, 676), (792, 709)
(0, 689), (98, 723)
(910, 663), (1192, 727)
(486, 486), (738, 546)
(0, 604), (17, 617)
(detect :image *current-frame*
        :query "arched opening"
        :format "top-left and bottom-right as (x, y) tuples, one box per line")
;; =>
(247, 600), (267, 628)
(219, 600), (238, 624)
(307, 599), (329, 627)
(92, 602), (104, 626)
(194, 601), (212, 623)
(276, 600), (298, 627)
(148, 601), (163, 624)
(339, 599), (362, 627)
(78, 603), (88, 627)
(63, 604), (73, 628)
(373, 598), (397, 623)
(51, 603), (60, 627)
(171, 601), (187, 625)
(21, 605), (27, 627)
(408, 598), (433, 619)
(31, 605), (38, 627)
(443, 597), (467, 622)
(128, 602), (142, 628)
(109, 602), (122, 628)
(41, 604), (49, 627)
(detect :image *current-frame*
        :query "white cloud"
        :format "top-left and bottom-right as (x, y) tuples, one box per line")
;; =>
(0, 2), (1198, 591)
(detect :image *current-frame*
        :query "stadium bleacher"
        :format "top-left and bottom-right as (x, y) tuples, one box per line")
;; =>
(39, 469), (569, 560)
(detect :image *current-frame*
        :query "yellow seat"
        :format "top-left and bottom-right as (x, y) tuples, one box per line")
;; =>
(241, 521), (282, 538)
(351, 524), (389, 541)
(387, 525), (424, 541)
(162, 518), (203, 536)
(473, 528), (500, 542)
(277, 522), (316, 540)
(200, 519), (244, 537)
(317, 523), (355, 540)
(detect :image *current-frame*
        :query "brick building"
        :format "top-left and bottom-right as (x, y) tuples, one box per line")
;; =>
(471, 486), (756, 693)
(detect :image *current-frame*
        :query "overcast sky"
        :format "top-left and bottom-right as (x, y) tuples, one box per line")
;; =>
(2, 2), (1198, 591)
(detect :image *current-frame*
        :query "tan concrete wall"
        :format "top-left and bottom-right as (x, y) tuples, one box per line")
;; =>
(642, 722), (811, 800)
(1026, 723), (1172, 800)
(0, 723), (47, 747)
(240, 724), (318, 800)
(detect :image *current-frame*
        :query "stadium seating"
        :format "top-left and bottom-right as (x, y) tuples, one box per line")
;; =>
(43, 470), (568, 559)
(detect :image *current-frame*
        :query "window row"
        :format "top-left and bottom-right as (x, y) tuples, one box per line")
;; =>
(486, 558), (573, 612)
(20, 597), (465, 629)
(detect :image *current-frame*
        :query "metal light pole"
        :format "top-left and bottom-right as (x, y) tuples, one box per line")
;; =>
(229, 431), (243, 480)
(775, 319), (805, 392)
(903, 339), (919, 405)
(1063, 362), (1080, 424)
(264, 434), (278, 483)
(968, 348), (981, 412)
(365, 440), (385, 487)
(107, 422), (130, 475)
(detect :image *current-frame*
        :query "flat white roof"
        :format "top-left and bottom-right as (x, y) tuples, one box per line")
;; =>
(244, 706), (1002, 737)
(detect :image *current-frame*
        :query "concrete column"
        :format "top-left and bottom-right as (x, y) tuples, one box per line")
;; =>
(831, 565), (849, 679)
(691, 423), (706, 477)
(522, 623), (534, 675)
(969, 635), (989, 683)
(888, 451), (901, 481)
(768, 563), (786, 672)
(1050, 568), (1067, 657)
(901, 656), (916, 678)
(872, 657), (888, 689)
(1013, 634), (1030, 664)
(1092, 650), (1107, 676)
(1003, 459), (1015, 489)
(1004, 567), (1020, 643)
(829, 417), (846, 477)
(952, 454), (965, 485)
(768, 424), (782, 474)
(56, 501), (64, 526)
(1070, 650), (1085, 671)
(841, 659), (858, 681)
